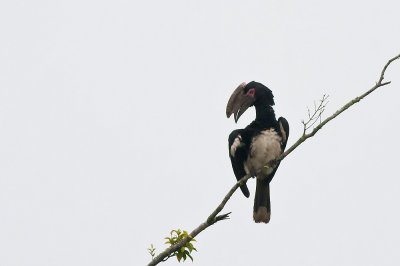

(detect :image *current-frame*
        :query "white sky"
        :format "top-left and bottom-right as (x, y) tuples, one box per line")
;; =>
(1, 1), (400, 265)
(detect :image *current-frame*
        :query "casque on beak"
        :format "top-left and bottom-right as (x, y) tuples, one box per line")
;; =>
(226, 82), (255, 123)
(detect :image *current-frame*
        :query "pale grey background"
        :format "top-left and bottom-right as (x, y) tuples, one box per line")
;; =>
(1, 1), (400, 265)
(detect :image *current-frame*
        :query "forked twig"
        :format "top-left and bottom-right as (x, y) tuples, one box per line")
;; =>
(302, 94), (329, 136)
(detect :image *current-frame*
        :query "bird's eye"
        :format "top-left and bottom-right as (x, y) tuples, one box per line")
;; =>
(246, 88), (255, 97)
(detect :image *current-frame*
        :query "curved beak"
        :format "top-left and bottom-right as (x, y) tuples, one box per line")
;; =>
(226, 82), (255, 123)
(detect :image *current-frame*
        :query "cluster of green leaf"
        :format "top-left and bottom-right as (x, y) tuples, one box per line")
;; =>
(148, 229), (197, 263)
(164, 229), (197, 262)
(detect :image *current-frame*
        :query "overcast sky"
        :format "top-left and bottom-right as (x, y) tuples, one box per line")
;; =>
(1, 1), (400, 266)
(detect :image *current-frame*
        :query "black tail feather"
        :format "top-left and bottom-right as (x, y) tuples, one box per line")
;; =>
(253, 179), (271, 223)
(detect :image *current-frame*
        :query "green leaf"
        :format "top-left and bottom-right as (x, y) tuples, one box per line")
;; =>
(187, 252), (193, 262)
(177, 252), (182, 262)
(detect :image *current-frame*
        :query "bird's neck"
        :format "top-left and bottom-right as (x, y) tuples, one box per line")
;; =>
(254, 104), (277, 126)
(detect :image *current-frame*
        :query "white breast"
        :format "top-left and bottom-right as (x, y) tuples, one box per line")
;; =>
(244, 129), (282, 179)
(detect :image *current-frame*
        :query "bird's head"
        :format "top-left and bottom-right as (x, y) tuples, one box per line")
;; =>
(226, 81), (274, 123)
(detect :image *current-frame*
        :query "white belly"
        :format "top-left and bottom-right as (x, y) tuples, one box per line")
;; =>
(244, 129), (282, 179)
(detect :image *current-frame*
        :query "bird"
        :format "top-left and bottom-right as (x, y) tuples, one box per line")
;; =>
(226, 81), (289, 223)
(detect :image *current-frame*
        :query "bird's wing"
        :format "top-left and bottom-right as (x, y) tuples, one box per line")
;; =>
(228, 129), (250, 198)
(278, 117), (290, 150)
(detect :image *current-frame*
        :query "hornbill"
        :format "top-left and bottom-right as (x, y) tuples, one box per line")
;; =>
(226, 81), (289, 223)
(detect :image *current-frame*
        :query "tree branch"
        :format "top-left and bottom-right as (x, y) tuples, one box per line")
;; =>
(148, 53), (399, 265)
(148, 174), (252, 266)
(269, 53), (400, 167)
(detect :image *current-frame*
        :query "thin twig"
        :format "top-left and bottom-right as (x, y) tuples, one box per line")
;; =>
(147, 53), (400, 266)
(302, 94), (329, 135)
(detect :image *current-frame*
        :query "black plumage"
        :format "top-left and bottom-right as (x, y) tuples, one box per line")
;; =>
(227, 81), (289, 223)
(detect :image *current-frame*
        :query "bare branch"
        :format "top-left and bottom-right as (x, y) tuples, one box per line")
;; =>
(270, 53), (400, 166)
(147, 53), (400, 265)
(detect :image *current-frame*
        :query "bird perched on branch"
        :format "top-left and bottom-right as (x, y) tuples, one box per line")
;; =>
(226, 81), (289, 223)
